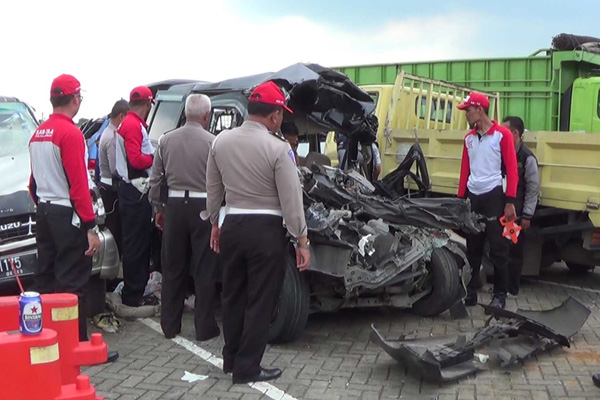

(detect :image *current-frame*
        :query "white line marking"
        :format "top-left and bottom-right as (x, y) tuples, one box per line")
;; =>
(525, 279), (600, 295)
(140, 318), (298, 400)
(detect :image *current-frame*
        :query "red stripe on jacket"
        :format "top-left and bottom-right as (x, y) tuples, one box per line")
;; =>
(117, 111), (153, 171)
(29, 113), (95, 224)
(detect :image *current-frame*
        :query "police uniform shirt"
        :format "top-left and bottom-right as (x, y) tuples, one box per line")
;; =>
(149, 121), (214, 207)
(206, 120), (307, 239)
(98, 123), (118, 180)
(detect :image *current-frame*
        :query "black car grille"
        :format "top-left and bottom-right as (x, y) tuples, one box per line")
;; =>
(0, 215), (36, 244)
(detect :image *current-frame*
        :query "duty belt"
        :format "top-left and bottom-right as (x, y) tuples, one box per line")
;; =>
(168, 189), (207, 198)
(226, 207), (282, 217)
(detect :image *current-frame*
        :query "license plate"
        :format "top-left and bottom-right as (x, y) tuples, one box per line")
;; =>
(0, 253), (37, 283)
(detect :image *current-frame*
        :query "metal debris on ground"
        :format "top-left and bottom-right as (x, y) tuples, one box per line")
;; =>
(370, 297), (591, 382)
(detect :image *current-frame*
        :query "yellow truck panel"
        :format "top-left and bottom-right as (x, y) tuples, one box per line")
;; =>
(384, 129), (600, 226)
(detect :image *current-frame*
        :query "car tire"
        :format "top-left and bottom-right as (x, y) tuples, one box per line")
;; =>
(86, 274), (107, 317)
(412, 247), (460, 317)
(566, 262), (595, 274)
(268, 254), (310, 344)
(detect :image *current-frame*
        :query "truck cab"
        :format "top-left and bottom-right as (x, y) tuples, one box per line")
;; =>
(569, 76), (600, 133)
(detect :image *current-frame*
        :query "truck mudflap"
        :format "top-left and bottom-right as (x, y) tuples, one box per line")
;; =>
(370, 297), (590, 382)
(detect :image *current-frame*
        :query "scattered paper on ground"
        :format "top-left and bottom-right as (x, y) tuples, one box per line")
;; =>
(181, 371), (208, 383)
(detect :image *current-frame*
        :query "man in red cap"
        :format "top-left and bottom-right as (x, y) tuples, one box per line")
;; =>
(206, 80), (310, 384)
(115, 86), (157, 307)
(28, 74), (99, 341)
(457, 92), (518, 310)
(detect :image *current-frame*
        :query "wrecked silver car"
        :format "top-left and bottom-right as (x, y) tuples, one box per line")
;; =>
(147, 63), (481, 343)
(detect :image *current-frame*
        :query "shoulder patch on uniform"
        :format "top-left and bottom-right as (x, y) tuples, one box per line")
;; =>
(288, 148), (296, 163)
(269, 130), (287, 141)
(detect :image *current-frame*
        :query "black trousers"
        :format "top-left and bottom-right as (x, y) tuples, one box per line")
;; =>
(119, 182), (152, 306)
(99, 182), (122, 257)
(220, 214), (287, 379)
(160, 198), (219, 340)
(466, 186), (510, 297)
(508, 231), (526, 294)
(32, 202), (92, 341)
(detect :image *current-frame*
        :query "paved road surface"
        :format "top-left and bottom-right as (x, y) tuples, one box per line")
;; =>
(85, 264), (600, 399)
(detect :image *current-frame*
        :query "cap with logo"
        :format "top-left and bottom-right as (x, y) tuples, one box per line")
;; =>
(249, 81), (293, 114)
(51, 74), (81, 98)
(457, 92), (490, 110)
(130, 86), (154, 103)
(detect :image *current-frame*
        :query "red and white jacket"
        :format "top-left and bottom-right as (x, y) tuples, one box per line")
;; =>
(28, 113), (96, 228)
(115, 111), (154, 181)
(458, 121), (518, 202)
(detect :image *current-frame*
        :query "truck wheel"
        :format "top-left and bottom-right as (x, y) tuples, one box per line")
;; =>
(412, 247), (460, 317)
(268, 254), (310, 344)
(567, 262), (595, 274)
(86, 275), (107, 317)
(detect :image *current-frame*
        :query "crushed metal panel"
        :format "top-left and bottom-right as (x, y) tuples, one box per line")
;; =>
(370, 324), (481, 382)
(480, 296), (590, 347)
(372, 297), (591, 382)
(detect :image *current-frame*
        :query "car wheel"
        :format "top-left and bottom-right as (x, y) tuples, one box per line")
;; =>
(268, 253), (310, 344)
(412, 247), (460, 317)
(566, 262), (595, 274)
(86, 274), (107, 317)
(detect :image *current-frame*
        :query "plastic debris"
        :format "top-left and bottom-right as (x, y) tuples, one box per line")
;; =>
(181, 371), (208, 383)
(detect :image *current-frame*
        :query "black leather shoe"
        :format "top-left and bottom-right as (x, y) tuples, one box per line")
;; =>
(464, 290), (477, 307)
(485, 296), (506, 315)
(592, 373), (600, 388)
(232, 367), (282, 384)
(104, 350), (119, 363)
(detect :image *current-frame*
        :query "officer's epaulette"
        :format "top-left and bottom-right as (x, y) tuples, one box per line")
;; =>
(269, 130), (287, 142)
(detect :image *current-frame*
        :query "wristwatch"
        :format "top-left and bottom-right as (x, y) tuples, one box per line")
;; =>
(88, 225), (100, 234)
(296, 238), (310, 249)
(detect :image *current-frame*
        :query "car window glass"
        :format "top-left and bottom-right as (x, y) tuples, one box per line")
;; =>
(0, 103), (37, 158)
(148, 101), (183, 142)
(209, 107), (243, 135)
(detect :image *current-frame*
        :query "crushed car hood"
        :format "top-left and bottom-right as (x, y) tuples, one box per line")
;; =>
(302, 165), (482, 234)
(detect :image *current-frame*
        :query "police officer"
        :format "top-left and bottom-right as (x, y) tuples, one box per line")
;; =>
(149, 94), (220, 341)
(457, 93), (518, 310)
(502, 116), (540, 296)
(98, 100), (129, 258)
(206, 81), (310, 384)
(115, 86), (156, 307)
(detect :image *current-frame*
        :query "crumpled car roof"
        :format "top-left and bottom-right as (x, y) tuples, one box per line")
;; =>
(190, 63), (376, 139)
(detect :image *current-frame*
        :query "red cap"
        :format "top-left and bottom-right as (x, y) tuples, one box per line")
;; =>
(130, 86), (154, 103)
(50, 74), (81, 98)
(457, 92), (490, 110)
(249, 81), (293, 113)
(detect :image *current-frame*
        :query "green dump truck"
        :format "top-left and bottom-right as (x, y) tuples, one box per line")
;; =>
(335, 46), (600, 275)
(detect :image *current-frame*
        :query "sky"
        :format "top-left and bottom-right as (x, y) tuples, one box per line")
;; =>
(2, 0), (597, 120)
